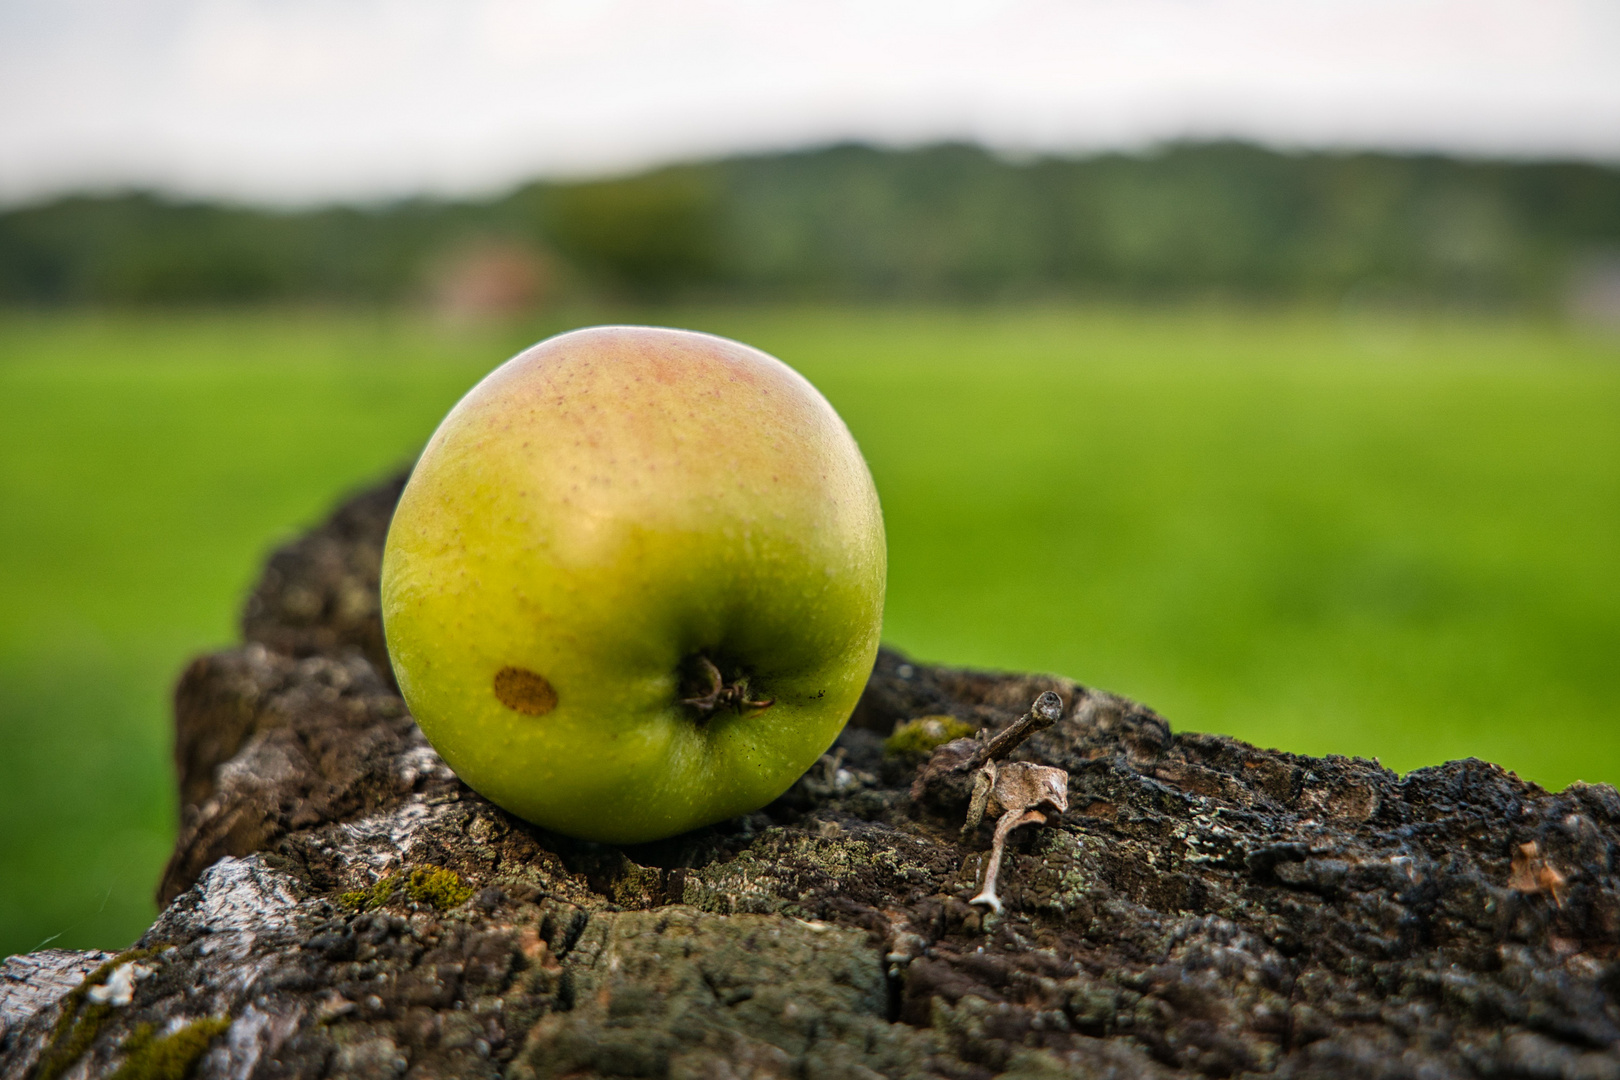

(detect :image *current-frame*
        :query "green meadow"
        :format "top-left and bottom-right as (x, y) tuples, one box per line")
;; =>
(2, 305), (1617, 958)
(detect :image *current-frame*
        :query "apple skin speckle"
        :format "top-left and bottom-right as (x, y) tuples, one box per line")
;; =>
(493, 666), (558, 715)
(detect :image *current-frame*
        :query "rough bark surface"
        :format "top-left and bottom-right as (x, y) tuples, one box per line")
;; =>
(4, 476), (1620, 1080)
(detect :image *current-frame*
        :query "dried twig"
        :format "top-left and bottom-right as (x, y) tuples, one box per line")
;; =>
(947, 691), (1072, 914)
(910, 690), (1067, 813)
(978, 690), (1065, 763)
(1508, 841), (1567, 906)
(965, 760), (1069, 913)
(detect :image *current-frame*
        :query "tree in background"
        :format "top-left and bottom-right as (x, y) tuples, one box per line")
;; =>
(2, 143), (1617, 312)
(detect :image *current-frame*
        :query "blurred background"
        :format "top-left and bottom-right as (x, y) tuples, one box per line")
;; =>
(2, 0), (1618, 960)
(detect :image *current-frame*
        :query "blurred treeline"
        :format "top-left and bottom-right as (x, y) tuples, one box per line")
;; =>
(2, 141), (1618, 310)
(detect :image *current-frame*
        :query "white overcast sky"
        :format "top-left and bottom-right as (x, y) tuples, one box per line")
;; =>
(3, 0), (1619, 206)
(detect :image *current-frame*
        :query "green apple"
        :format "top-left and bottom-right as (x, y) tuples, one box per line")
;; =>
(380, 326), (886, 843)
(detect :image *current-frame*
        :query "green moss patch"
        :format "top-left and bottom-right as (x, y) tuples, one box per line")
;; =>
(110, 1017), (230, 1080)
(884, 716), (976, 760)
(32, 946), (164, 1080)
(338, 874), (399, 912)
(405, 866), (474, 910)
(339, 866), (472, 912)
(33, 1001), (114, 1080)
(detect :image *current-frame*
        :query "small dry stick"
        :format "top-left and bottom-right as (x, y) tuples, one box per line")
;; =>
(963, 691), (1071, 914)
(978, 690), (1065, 763)
(966, 761), (1069, 913)
(1508, 841), (1567, 907)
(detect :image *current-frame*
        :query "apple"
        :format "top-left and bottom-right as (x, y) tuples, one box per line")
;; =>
(380, 326), (886, 843)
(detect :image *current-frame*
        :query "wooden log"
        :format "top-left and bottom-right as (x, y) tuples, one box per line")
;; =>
(3, 476), (1618, 1079)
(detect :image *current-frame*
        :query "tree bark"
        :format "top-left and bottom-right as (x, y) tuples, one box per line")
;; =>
(3, 475), (1618, 1079)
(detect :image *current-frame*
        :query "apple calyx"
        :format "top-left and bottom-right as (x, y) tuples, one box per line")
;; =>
(680, 654), (774, 719)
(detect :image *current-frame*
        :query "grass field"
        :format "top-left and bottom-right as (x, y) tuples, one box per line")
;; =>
(2, 304), (1617, 959)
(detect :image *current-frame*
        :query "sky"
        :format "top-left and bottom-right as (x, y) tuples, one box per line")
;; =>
(3, 0), (1620, 206)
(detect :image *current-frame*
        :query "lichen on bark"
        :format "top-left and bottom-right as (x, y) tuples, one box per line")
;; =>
(2, 474), (1618, 1079)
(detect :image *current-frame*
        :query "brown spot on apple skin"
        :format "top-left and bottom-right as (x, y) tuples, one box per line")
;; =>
(494, 666), (558, 715)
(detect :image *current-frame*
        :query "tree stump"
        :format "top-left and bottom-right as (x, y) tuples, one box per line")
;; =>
(3, 476), (1618, 1079)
